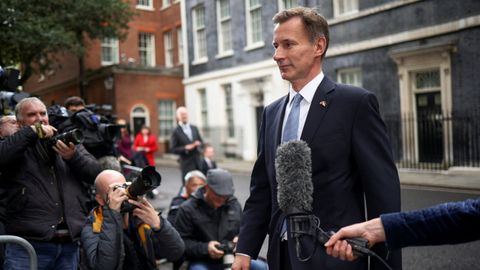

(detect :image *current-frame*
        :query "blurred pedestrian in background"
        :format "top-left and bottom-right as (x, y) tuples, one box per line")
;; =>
(133, 125), (158, 167)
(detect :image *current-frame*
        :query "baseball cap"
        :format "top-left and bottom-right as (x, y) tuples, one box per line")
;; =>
(206, 168), (234, 196)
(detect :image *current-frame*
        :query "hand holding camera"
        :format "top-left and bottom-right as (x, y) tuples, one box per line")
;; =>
(128, 198), (161, 230)
(208, 240), (224, 259)
(107, 183), (129, 212)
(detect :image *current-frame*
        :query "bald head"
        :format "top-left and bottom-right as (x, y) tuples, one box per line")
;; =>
(94, 170), (126, 205)
(176, 106), (188, 124)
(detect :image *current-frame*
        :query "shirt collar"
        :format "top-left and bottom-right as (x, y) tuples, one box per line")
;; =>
(288, 72), (324, 105)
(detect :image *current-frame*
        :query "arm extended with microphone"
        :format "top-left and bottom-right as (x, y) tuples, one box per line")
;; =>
(275, 141), (393, 270)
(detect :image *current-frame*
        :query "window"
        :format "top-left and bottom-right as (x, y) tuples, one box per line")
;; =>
(246, 0), (263, 48)
(137, 0), (153, 9)
(224, 84), (235, 138)
(158, 100), (176, 140)
(177, 28), (183, 64)
(198, 89), (208, 128)
(337, 68), (362, 87)
(162, 0), (172, 8)
(279, 0), (295, 10)
(164, 31), (173, 68)
(217, 0), (233, 55)
(333, 0), (359, 17)
(139, 32), (155, 67)
(101, 37), (119, 66)
(192, 5), (207, 63)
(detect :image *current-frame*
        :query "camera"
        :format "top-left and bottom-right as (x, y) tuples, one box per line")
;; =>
(114, 166), (162, 213)
(1, 66), (29, 116)
(215, 241), (235, 269)
(46, 129), (84, 147)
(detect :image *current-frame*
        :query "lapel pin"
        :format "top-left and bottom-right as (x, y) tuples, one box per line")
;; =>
(319, 101), (327, 107)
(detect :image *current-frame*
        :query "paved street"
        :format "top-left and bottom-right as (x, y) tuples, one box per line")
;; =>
(152, 164), (480, 270)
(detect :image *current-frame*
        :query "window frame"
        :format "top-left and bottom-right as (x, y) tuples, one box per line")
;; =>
(139, 32), (156, 67)
(244, 0), (264, 51)
(192, 5), (208, 64)
(164, 31), (174, 68)
(101, 37), (119, 66)
(216, 0), (233, 58)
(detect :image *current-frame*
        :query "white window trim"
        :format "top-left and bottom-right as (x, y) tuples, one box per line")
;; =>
(244, 0), (264, 50)
(192, 6), (208, 64)
(333, 0), (359, 18)
(177, 28), (183, 65)
(216, 0), (233, 57)
(164, 31), (173, 68)
(278, 0), (295, 11)
(158, 100), (177, 141)
(139, 33), (156, 67)
(136, 0), (154, 11)
(101, 37), (120, 66)
(337, 67), (362, 87)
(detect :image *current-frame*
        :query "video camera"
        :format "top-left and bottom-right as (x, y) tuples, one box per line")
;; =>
(0, 66), (29, 116)
(48, 104), (123, 158)
(114, 166), (161, 213)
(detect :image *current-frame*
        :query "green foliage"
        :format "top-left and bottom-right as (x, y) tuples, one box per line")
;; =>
(0, 0), (135, 83)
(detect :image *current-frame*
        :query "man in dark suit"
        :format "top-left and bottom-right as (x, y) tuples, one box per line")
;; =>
(325, 198), (480, 261)
(200, 143), (217, 175)
(232, 7), (401, 270)
(170, 106), (204, 182)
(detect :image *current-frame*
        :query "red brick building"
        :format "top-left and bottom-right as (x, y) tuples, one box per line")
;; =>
(23, 0), (184, 154)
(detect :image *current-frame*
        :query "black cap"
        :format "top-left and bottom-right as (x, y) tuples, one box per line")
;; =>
(206, 168), (234, 196)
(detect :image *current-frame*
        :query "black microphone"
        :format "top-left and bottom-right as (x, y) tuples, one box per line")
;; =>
(275, 141), (375, 261)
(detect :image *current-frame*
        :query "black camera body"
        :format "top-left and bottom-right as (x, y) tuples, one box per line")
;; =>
(114, 166), (161, 213)
(46, 129), (84, 147)
(215, 241), (236, 268)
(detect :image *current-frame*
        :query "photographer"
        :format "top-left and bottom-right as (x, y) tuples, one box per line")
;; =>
(0, 97), (101, 270)
(174, 169), (267, 270)
(81, 170), (185, 270)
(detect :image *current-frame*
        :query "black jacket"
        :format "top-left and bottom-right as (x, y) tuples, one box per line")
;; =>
(170, 125), (203, 178)
(0, 126), (101, 241)
(81, 207), (185, 270)
(174, 187), (242, 264)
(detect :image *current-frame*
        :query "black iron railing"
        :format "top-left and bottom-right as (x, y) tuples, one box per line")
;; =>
(384, 110), (480, 170)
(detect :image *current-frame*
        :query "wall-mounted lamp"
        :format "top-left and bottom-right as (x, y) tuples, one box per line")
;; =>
(104, 76), (114, 90)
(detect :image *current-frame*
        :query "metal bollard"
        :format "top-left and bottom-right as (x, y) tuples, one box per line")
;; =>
(0, 235), (37, 270)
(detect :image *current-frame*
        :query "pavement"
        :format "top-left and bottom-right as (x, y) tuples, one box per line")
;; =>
(157, 155), (480, 193)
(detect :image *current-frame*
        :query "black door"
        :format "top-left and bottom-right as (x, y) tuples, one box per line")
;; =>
(132, 117), (146, 137)
(416, 92), (443, 163)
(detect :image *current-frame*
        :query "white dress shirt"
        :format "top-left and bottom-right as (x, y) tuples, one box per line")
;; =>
(281, 72), (325, 140)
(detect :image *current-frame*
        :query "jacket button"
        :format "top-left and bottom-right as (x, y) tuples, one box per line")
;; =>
(51, 225), (55, 229)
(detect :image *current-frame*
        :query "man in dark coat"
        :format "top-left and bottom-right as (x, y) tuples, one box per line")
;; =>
(175, 169), (267, 270)
(0, 97), (101, 270)
(170, 106), (203, 182)
(233, 7), (401, 270)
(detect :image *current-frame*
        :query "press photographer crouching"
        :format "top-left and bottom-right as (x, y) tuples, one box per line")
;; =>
(81, 168), (185, 270)
(0, 97), (102, 270)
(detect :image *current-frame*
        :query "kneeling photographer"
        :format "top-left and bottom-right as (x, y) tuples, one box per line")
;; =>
(81, 168), (184, 270)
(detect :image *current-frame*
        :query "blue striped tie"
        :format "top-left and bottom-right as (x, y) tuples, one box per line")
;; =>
(282, 94), (303, 143)
(280, 94), (303, 240)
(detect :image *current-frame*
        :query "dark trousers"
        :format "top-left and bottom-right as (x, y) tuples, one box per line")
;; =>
(280, 240), (292, 270)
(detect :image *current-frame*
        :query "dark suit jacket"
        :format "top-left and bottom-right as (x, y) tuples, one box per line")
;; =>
(236, 76), (402, 270)
(381, 198), (480, 249)
(200, 158), (217, 176)
(170, 125), (203, 178)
